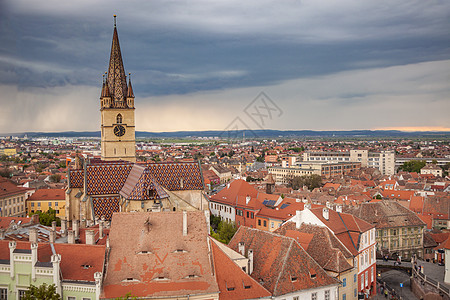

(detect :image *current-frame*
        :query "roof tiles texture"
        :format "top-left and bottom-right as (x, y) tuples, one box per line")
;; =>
(211, 239), (271, 300)
(228, 226), (338, 297)
(102, 211), (218, 298)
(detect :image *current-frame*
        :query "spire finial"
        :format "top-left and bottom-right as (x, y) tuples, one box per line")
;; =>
(113, 15), (117, 27)
(128, 73), (131, 82)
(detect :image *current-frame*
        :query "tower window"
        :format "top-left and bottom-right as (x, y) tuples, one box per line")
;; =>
(116, 114), (122, 124)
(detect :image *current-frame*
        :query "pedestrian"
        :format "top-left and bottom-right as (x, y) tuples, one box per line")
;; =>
(384, 289), (388, 298)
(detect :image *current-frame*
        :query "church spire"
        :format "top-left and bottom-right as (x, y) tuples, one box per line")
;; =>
(106, 15), (128, 108)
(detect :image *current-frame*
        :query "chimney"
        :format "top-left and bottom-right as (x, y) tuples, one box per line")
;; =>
(323, 208), (329, 220)
(0, 229), (5, 239)
(295, 210), (302, 229)
(238, 242), (245, 256)
(80, 219), (86, 229)
(52, 221), (56, 232)
(31, 243), (38, 280)
(68, 230), (75, 244)
(248, 249), (254, 275)
(305, 203), (311, 210)
(246, 195), (251, 205)
(52, 254), (61, 294)
(61, 219), (67, 237)
(99, 220), (104, 239)
(9, 241), (16, 278)
(326, 202), (332, 209)
(182, 211), (188, 236)
(336, 205), (342, 213)
(49, 229), (56, 243)
(29, 228), (38, 243)
(86, 230), (95, 245)
(73, 220), (79, 239)
(106, 234), (110, 249)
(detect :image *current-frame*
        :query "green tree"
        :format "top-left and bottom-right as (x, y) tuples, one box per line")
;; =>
(289, 174), (322, 190)
(0, 168), (12, 178)
(23, 283), (61, 300)
(31, 208), (61, 226)
(210, 220), (237, 244)
(399, 160), (426, 173)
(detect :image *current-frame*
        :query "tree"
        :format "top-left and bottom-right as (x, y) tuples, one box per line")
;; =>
(289, 174), (322, 191)
(22, 283), (61, 300)
(31, 208), (61, 226)
(49, 174), (61, 183)
(398, 160), (426, 173)
(210, 220), (237, 244)
(0, 168), (12, 178)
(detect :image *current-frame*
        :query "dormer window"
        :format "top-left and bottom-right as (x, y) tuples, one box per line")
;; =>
(116, 114), (122, 124)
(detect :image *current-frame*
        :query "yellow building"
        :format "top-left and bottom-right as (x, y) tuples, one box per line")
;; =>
(27, 189), (66, 218)
(0, 148), (17, 156)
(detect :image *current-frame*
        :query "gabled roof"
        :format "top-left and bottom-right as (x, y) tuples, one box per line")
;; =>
(210, 179), (258, 205)
(309, 207), (373, 255)
(120, 164), (168, 200)
(211, 239), (271, 300)
(102, 211), (218, 298)
(275, 222), (354, 274)
(228, 226), (338, 297)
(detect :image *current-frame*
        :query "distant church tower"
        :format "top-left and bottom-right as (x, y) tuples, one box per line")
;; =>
(100, 16), (136, 162)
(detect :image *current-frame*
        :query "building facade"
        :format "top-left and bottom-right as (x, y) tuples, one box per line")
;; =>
(346, 201), (426, 260)
(26, 189), (66, 218)
(0, 178), (32, 218)
(303, 150), (395, 175)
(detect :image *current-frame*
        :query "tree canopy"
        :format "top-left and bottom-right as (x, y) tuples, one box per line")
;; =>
(210, 218), (237, 244)
(398, 160), (426, 173)
(289, 174), (322, 191)
(31, 208), (61, 226)
(22, 283), (61, 300)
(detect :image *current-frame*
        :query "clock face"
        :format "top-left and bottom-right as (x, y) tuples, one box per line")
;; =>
(114, 125), (126, 137)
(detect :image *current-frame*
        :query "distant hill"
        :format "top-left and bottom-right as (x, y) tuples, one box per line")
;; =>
(3, 129), (450, 139)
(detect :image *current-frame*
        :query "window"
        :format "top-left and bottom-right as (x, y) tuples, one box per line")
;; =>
(31, 202), (34, 207)
(83, 298), (91, 300)
(55, 202), (58, 206)
(37, 202), (41, 207)
(0, 288), (7, 300)
(18, 290), (26, 299)
(311, 292), (317, 300)
(116, 114), (123, 123)
(246, 211), (249, 218)
(342, 294), (346, 300)
(258, 219), (261, 226)
(271, 222), (274, 228)
(48, 202), (52, 207)
(68, 297), (76, 300)
(354, 289), (357, 297)
(324, 290), (330, 300)
(251, 212), (254, 219)
(343, 278), (346, 287)
(263, 220), (267, 227)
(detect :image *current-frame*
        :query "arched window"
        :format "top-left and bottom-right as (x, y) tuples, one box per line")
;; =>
(116, 114), (122, 124)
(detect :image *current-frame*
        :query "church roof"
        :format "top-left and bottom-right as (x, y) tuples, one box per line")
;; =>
(120, 164), (169, 200)
(147, 162), (204, 191)
(106, 16), (129, 108)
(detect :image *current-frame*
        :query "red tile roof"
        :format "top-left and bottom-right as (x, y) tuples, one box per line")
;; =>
(0, 177), (30, 198)
(210, 179), (258, 205)
(229, 226), (338, 297)
(27, 188), (65, 201)
(211, 239), (271, 300)
(102, 211), (219, 298)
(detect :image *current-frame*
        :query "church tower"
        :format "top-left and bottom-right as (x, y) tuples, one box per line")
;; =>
(100, 16), (136, 162)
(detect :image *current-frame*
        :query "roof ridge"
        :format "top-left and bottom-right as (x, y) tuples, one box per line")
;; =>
(274, 239), (293, 296)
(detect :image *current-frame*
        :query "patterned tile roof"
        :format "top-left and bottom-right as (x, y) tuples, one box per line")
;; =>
(228, 226), (339, 297)
(120, 165), (168, 200)
(147, 162), (204, 191)
(69, 169), (84, 188)
(86, 162), (133, 195)
(92, 196), (120, 221)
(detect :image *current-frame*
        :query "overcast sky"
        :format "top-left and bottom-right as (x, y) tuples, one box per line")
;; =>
(1, 0), (449, 134)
